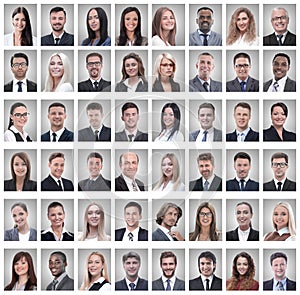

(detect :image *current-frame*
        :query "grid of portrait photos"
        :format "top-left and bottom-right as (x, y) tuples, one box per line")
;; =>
(1, 0), (298, 293)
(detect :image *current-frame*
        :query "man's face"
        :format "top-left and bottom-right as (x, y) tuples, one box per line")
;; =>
(11, 57), (28, 80)
(234, 106), (251, 131)
(124, 206), (141, 229)
(123, 257), (140, 280)
(48, 106), (66, 130)
(87, 109), (103, 129)
(234, 158), (251, 180)
(271, 257), (287, 281)
(198, 159), (214, 180)
(49, 254), (66, 278)
(88, 157), (102, 178)
(122, 108), (139, 130)
(161, 257), (176, 279)
(50, 11), (66, 32)
(120, 153), (138, 179)
(199, 257), (215, 277)
(196, 55), (215, 81)
(198, 107), (215, 130)
(272, 56), (290, 81)
(196, 9), (214, 33)
(271, 9), (289, 35)
(48, 157), (65, 179)
(271, 157), (288, 180)
(161, 207), (179, 230)
(234, 57), (251, 81)
(86, 56), (102, 80)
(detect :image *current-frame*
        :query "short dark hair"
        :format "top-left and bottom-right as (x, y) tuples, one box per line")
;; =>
(124, 201), (142, 214)
(233, 52), (251, 65)
(86, 102), (103, 113)
(87, 152), (103, 163)
(11, 52), (29, 67)
(234, 152), (251, 163)
(50, 6), (66, 16)
(270, 252), (287, 265)
(156, 202), (182, 226)
(272, 53), (290, 65)
(122, 251), (141, 264)
(47, 201), (65, 215)
(198, 102), (215, 115)
(50, 251), (67, 264)
(270, 102), (288, 117)
(271, 152), (288, 163)
(234, 102), (251, 112)
(48, 152), (65, 164)
(197, 152), (215, 166)
(86, 52), (103, 64)
(198, 251), (216, 269)
(122, 102), (139, 116)
(48, 102), (66, 113)
(197, 7), (214, 14)
(160, 251), (177, 265)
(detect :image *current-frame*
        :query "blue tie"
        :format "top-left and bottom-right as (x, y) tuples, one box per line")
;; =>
(129, 283), (135, 290)
(240, 81), (246, 92)
(17, 81), (23, 92)
(204, 180), (209, 191)
(166, 279), (171, 291)
(202, 130), (208, 142)
(240, 179), (245, 191)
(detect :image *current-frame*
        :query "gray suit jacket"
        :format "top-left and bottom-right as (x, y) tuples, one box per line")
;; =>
(189, 30), (222, 46)
(152, 277), (185, 290)
(226, 76), (259, 92)
(46, 274), (74, 290)
(263, 77), (296, 92)
(4, 227), (37, 241)
(152, 228), (178, 241)
(189, 128), (222, 141)
(115, 129), (148, 141)
(189, 76), (222, 92)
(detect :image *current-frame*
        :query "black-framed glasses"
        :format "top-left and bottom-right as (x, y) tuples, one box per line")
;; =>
(13, 112), (30, 118)
(87, 61), (102, 68)
(235, 64), (250, 69)
(271, 162), (288, 168)
(199, 212), (212, 218)
(12, 62), (27, 68)
(271, 16), (288, 22)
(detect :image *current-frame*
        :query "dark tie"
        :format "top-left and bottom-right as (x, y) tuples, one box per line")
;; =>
(17, 81), (23, 92)
(240, 179), (245, 191)
(202, 130), (208, 142)
(277, 281), (284, 291)
(93, 81), (99, 91)
(205, 278), (210, 290)
(128, 232), (133, 241)
(203, 81), (209, 92)
(129, 282), (135, 290)
(128, 134), (134, 142)
(240, 81), (246, 92)
(51, 279), (58, 290)
(273, 81), (279, 92)
(57, 179), (63, 191)
(166, 279), (171, 291)
(201, 34), (208, 46)
(278, 35), (283, 46)
(94, 130), (100, 141)
(55, 37), (60, 45)
(277, 182), (282, 191)
(52, 133), (57, 142)
(204, 180), (209, 191)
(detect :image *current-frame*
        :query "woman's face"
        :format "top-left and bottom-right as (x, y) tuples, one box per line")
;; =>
(88, 254), (103, 277)
(124, 58), (139, 78)
(13, 156), (27, 178)
(14, 256), (29, 277)
(163, 107), (175, 129)
(199, 207), (212, 228)
(160, 58), (174, 77)
(48, 206), (65, 228)
(88, 9), (100, 32)
(12, 206), (28, 228)
(87, 204), (102, 227)
(236, 12), (249, 34)
(235, 204), (252, 230)
(273, 205), (289, 230)
(12, 12), (26, 33)
(161, 10), (175, 32)
(161, 157), (174, 179)
(49, 55), (64, 79)
(236, 256), (249, 276)
(271, 106), (286, 128)
(10, 106), (28, 129)
(124, 11), (138, 33)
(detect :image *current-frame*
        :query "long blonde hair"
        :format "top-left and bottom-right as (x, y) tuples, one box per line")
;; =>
(153, 52), (176, 85)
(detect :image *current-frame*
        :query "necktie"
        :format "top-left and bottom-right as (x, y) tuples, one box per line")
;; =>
(273, 81), (279, 92)
(240, 179), (245, 191)
(128, 232), (133, 241)
(93, 81), (99, 91)
(52, 133), (57, 142)
(132, 180), (138, 191)
(240, 81), (246, 92)
(203, 81), (209, 92)
(55, 37), (60, 45)
(94, 130), (99, 141)
(238, 133), (245, 142)
(277, 281), (284, 291)
(204, 180), (209, 191)
(17, 81), (23, 92)
(128, 134), (134, 141)
(205, 278), (210, 290)
(278, 35), (283, 46)
(277, 181), (282, 191)
(57, 179), (63, 191)
(201, 34), (208, 46)
(202, 130), (208, 142)
(129, 282), (135, 290)
(166, 279), (171, 291)
(51, 279), (58, 290)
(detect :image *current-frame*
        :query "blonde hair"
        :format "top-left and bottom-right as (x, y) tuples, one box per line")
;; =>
(153, 52), (176, 84)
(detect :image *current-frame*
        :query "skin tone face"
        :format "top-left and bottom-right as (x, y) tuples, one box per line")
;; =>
(122, 107), (139, 131)
(14, 256), (29, 277)
(87, 205), (101, 227)
(125, 206), (141, 230)
(196, 9), (214, 33)
(160, 58), (174, 78)
(199, 207), (212, 228)
(196, 55), (215, 81)
(12, 206), (28, 228)
(10, 106), (28, 131)
(88, 254), (103, 278)
(88, 9), (100, 32)
(272, 157), (288, 181)
(13, 156), (27, 178)
(50, 11), (66, 33)
(198, 107), (215, 130)
(234, 57), (251, 81)
(124, 58), (139, 78)
(199, 257), (215, 278)
(49, 55), (64, 79)
(234, 106), (251, 132)
(272, 56), (290, 81)
(236, 257), (249, 277)
(48, 206), (65, 229)
(234, 158), (251, 180)
(86, 56), (102, 80)
(163, 107), (175, 129)
(49, 254), (66, 278)
(11, 57), (28, 80)
(87, 109), (103, 129)
(272, 257), (287, 281)
(162, 157), (174, 180)
(235, 204), (252, 231)
(88, 157), (102, 178)
(161, 257), (176, 279)
(124, 257), (140, 281)
(273, 205), (289, 230)
(161, 207), (178, 230)
(48, 157), (65, 179)
(271, 9), (289, 35)
(124, 11), (138, 33)
(198, 159), (214, 180)
(48, 106), (66, 131)
(161, 10), (175, 33)
(236, 12), (249, 34)
(120, 153), (138, 179)
(271, 106), (286, 128)
(12, 12), (26, 33)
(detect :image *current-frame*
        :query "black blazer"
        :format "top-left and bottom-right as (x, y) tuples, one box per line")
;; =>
(226, 76), (259, 92)
(78, 78), (111, 92)
(41, 128), (74, 141)
(4, 179), (37, 191)
(189, 175), (222, 191)
(263, 77), (296, 92)
(152, 78), (180, 92)
(41, 175), (74, 191)
(78, 125), (111, 141)
(226, 227), (259, 241)
(41, 231), (74, 241)
(115, 227), (148, 241)
(226, 178), (259, 191)
(41, 31), (74, 46)
(115, 278), (148, 290)
(263, 178), (296, 191)
(78, 175), (111, 191)
(115, 80), (148, 92)
(226, 128), (259, 142)
(152, 277), (185, 290)
(115, 130), (148, 141)
(115, 175), (145, 191)
(4, 79), (37, 92)
(263, 278), (296, 291)
(263, 31), (296, 46)
(189, 275), (222, 290)
(263, 126), (296, 141)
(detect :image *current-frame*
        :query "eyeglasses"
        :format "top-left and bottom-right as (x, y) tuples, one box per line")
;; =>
(87, 61), (102, 67)
(13, 112), (30, 118)
(272, 16), (288, 22)
(160, 63), (174, 67)
(235, 64), (250, 69)
(12, 62), (27, 68)
(272, 162), (288, 168)
(199, 212), (212, 218)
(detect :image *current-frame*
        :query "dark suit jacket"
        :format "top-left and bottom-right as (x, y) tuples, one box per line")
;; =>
(78, 125), (111, 141)
(78, 175), (111, 191)
(41, 31), (74, 46)
(41, 231), (74, 241)
(263, 278), (296, 291)
(226, 128), (259, 142)
(189, 128), (222, 141)
(115, 130), (148, 141)
(152, 228), (178, 241)
(4, 179), (37, 191)
(115, 278), (148, 291)
(263, 31), (296, 46)
(4, 227), (37, 241)
(263, 125), (296, 141)
(115, 175), (145, 191)
(152, 78), (180, 92)
(115, 227), (148, 241)
(78, 78), (111, 92)
(4, 79), (37, 92)
(41, 175), (74, 191)
(226, 178), (259, 191)
(46, 274), (74, 290)
(115, 80), (148, 92)
(263, 178), (296, 191)
(226, 76), (259, 92)
(189, 76), (222, 92)
(41, 128), (73, 141)
(189, 175), (222, 191)
(263, 77), (296, 92)
(226, 227), (259, 241)
(189, 275), (222, 290)
(152, 277), (185, 290)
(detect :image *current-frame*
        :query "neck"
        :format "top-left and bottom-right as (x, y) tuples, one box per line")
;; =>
(201, 226), (210, 234)
(239, 224), (250, 231)
(53, 30), (64, 37)
(17, 223), (30, 234)
(273, 125), (283, 132)
(51, 225), (63, 236)
(127, 275), (138, 283)
(162, 223), (171, 231)
(91, 273), (101, 284)
(200, 28), (209, 34)
(236, 126), (248, 132)
(125, 126), (137, 134)
(128, 76), (139, 85)
(14, 125), (24, 133)
(162, 30), (170, 42)
(18, 274), (28, 287)
(127, 224), (139, 231)
(276, 175), (285, 181)
(88, 226), (99, 237)
(51, 125), (63, 132)
(51, 77), (61, 92)
(95, 31), (101, 39)
(16, 176), (26, 184)
(160, 75), (170, 83)
(126, 31), (135, 41)
(275, 275), (286, 282)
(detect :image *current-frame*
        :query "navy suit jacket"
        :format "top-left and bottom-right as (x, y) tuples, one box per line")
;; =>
(263, 278), (296, 291)
(189, 175), (222, 191)
(115, 130), (148, 141)
(4, 79), (37, 92)
(41, 31), (74, 46)
(78, 78), (111, 92)
(263, 178), (296, 191)
(189, 30), (222, 46)
(78, 125), (111, 141)
(152, 277), (185, 290)
(226, 128), (259, 142)
(263, 31), (296, 46)
(41, 175), (74, 191)
(78, 175), (111, 191)
(189, 275), (222, 290)
(263, 126), (296, 141)
(189, 76), (222, 92)
(226, 178), (259, 191)
(115, 278), (148, 290)
(263, 77), (296, 92)
(115, 227), (148, 241)
(41, 128), (73, 141)
(115, 175), (145, 191)
(46, 274), (74, 290)
(189, 128), (222, 141)
(226, 227), (259, 241)
(226, 76), (259, 92)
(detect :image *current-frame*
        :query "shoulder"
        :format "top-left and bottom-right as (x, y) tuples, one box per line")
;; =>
(4, 33), (13, 45)
(152, 35), (165, 46)
(58, 83), (73, 92)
